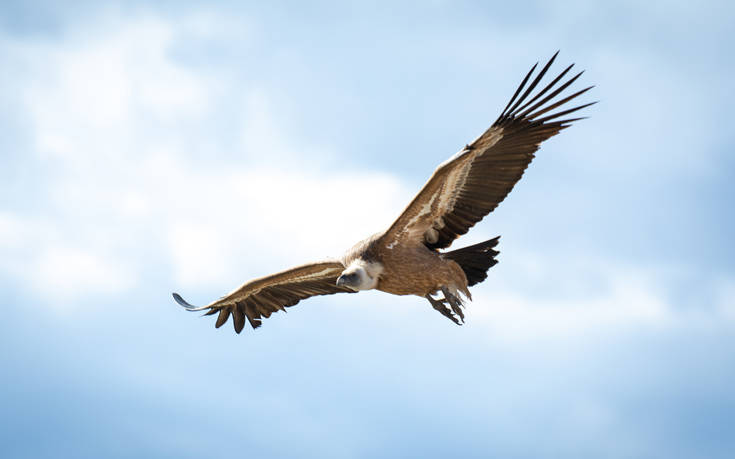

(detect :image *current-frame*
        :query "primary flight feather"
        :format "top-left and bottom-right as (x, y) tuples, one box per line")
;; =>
(173, 52), (595, 333)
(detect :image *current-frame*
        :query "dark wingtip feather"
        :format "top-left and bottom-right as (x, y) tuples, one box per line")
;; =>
(557, 116), (590, 127)
(497, 61), (538, 121)
(526, 84), (594, 121)
(233, 311), (245, 334)
(173, 292), (197, 309)
(535, 100), (598, 124)
(504, 52), (560, 119)
(215, 309), (230, 328)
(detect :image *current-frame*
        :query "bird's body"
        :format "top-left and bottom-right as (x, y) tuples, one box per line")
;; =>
(374, 242), (469, 298)
(340, 232), (469, 297)
(173, 52), (594, 333)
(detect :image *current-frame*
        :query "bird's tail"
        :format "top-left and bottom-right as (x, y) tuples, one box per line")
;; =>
(441, 237), (500, 287)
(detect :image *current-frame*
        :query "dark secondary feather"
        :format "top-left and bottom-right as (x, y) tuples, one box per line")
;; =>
(173, 262), (355, 333)
(425, 51), (595, 250)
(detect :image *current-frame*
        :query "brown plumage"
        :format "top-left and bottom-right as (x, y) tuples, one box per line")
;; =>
(173, 52), (595, 332)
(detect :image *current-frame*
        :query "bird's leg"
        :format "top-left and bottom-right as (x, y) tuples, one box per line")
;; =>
(441, 286), (465, 323)
(425, 294), (461, 325)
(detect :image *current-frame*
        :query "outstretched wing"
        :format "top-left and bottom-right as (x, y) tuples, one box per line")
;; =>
(173, 261), (354, 333)
(383, 52), (595, 250)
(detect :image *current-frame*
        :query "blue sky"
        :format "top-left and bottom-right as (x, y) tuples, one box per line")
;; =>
(1, 1), (734, 458)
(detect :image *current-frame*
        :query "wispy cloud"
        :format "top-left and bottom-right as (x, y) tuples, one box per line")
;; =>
(1, 12), (413, 303)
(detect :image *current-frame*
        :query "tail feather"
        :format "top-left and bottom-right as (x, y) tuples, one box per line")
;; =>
(442, 237), (500, 287)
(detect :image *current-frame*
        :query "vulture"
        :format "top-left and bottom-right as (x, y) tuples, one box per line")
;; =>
(173, 52), (595, 332)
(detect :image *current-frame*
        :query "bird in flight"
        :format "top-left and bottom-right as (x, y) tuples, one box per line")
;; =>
(173, 52), (594, 333)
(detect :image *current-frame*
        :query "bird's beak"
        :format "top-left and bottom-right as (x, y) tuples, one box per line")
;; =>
(336, 275), (347, 287)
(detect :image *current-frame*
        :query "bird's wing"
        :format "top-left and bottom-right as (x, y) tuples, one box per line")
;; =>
(382, 52), (595, 250)
(173, 261), (354, 333)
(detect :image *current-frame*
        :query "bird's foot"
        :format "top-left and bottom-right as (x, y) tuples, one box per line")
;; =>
(441, 286), (465, 323)
(425, 293), (462, 325)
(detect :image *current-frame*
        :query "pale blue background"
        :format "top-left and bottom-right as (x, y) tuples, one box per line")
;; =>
(1, 1), (734, 458)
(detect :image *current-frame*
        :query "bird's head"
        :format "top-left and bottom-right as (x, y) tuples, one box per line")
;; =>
(336, 259), (382, 291)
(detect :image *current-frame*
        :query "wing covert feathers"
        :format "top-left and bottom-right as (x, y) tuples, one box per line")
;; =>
(384, 51), (595, 251)
(173, 261), (353, 333)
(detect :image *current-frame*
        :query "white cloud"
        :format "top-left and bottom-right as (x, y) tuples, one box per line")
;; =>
(34, 246), (133, 300)
(157, 155), (409, 288)
(0, 212), (27, 249)
(0, 12), (412, 304)
(0, 213), (133, 306)
(470, 264), (673, 342)
(19, 14), (211, 162)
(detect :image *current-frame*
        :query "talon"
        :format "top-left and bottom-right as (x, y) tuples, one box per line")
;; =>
(441, 287), (465, 323)
(425, 294), (461, 325)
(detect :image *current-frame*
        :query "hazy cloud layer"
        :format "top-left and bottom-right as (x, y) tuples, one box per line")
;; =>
(1, 2), (733, 458)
